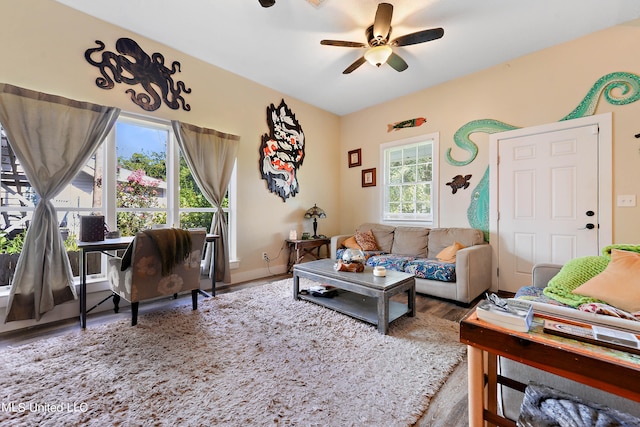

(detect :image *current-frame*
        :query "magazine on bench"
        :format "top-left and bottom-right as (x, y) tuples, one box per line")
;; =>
(476, 294), (533, 332)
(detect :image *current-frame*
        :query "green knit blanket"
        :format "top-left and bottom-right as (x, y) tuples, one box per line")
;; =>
(543, 244), (640, 307)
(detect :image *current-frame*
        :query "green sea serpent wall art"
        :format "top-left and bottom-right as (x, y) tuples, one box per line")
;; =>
(444, 71), (640, 240)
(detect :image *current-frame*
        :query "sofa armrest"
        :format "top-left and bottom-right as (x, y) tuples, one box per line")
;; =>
(454, 244), (492, 304)
(532, 263), (562, 288)
(330, 234), (351, 260)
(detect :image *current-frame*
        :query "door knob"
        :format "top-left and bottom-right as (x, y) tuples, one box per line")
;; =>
(586, 210), (594, 217)
(578, 223), (595, 230)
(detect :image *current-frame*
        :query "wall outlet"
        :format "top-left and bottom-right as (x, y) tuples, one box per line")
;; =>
(262, 252), (269, 261)
(617, 194), (636, 207)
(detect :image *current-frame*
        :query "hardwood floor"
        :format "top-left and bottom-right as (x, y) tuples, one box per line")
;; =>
(412, 294), (478, 427)
(0, 273), (478, 426)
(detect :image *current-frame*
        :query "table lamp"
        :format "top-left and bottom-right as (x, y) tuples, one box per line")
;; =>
(304, 204), (326, 238)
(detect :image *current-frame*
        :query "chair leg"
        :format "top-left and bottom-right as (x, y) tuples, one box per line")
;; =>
(131, 302), (139, 326)
(192, 289), (198, 310)
(112, 294), (120, 313)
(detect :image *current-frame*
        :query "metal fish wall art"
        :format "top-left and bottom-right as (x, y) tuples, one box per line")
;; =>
(387, 117), (427, 132)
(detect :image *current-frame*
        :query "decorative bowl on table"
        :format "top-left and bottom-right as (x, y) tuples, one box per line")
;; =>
(341, 248), (366, 265)
(335, 248), (366, 272)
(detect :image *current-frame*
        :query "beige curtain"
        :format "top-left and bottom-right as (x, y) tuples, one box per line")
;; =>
(172, 121), (239, 283)
(0, 83), (120, 322)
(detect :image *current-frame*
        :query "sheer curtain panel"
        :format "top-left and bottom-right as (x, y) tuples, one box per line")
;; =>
(0, 83), (120, 322)
(172, 121), (239, 283)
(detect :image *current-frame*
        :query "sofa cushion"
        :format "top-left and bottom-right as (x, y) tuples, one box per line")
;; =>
(342, 235), (362, 250)
(436, 241), (466, 263)
(391, 226), (429, 257)
(427, 228), (485, 258)
(542, 256), (609, 307)
(572, 249), (640, 313)
(355, 229), (378, 251)
(357, 223), (395, 253)
(366, 254), (415, 272)
(405, 259), (457, 282)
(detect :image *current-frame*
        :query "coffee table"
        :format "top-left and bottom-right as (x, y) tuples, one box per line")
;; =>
(292, 259), (415, 334)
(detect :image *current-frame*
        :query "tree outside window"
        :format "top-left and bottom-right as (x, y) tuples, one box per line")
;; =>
(381, 133), (439, 225)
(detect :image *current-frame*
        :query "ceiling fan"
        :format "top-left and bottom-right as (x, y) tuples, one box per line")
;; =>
(321, 2), (444, 74)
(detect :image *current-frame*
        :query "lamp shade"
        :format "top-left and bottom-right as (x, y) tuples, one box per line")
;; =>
(364, 45), (393, 67)
(304, 204), (326, 238)
(304, 204), (326, 219)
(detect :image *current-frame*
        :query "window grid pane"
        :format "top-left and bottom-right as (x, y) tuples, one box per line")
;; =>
(383, 139), (434, 221)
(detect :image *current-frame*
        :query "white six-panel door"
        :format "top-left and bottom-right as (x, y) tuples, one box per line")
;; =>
(489, 114), (612, 293)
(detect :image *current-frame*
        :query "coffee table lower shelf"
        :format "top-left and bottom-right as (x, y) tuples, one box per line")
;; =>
(299, 291), (410, 327)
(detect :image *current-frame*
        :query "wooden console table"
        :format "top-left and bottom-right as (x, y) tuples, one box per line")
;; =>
(286, 237), (330, 272)
(460, 311), (640, 427)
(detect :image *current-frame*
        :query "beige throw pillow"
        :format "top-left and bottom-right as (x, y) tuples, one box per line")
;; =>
(355, 230), (378, 251)
(342, 235), (362, 250)
(572, 249), (640, 313)
(436, 241), (466, 263)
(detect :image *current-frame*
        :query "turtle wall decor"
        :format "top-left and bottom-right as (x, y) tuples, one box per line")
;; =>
(446, 174), (472, 194)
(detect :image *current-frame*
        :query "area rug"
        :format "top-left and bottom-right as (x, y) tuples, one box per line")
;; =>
(0, 279), (466, 426)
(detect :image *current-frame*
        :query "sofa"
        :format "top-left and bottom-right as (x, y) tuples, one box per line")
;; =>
(498, 262), (640, 422)
(330, 223), (492, 305)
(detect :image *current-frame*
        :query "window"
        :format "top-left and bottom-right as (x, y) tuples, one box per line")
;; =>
(0, 114), (235, 286)
(380, 133), (438, 225)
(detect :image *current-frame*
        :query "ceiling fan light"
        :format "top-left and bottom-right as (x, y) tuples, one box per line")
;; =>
(364, 45), (392, 67)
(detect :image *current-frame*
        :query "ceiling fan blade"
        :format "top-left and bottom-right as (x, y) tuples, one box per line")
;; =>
(343, 56), (367, 74)
(373, 3), (393, 40)
(391, 27), (444, 47)
(321, 40), (367, 48)
(387, 52), (408, 72)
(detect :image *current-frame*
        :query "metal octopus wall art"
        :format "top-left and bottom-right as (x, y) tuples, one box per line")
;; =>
(444, 71), (640, 240)
(85, 37), (191, 112)
(259, 99), (305, 202)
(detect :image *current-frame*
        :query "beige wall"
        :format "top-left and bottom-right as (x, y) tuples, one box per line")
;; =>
(0, 0), (342, 285)
(1, 1), (640, 330)
(340, 19), (640, 243)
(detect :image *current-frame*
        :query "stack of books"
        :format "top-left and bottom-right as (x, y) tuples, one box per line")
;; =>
(308, 285), (339, 298)
(476, 294), (534, 332)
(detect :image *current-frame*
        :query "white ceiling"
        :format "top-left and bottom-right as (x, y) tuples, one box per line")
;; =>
(57, 0), (640, 116)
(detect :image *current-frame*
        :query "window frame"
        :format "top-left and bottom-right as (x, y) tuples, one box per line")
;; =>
(107, 113), (237, 263)
(0, 112), (237, 289)
(379, 132), (439, 226)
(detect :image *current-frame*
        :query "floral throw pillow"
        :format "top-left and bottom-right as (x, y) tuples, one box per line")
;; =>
(355, 230), (378, 251)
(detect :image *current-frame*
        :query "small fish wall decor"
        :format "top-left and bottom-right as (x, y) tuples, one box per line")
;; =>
(446, 174), (472, 194)
(387, 117), (426, 132)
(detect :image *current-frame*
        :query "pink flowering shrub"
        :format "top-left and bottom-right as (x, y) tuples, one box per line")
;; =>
(116, 169), (165, 236)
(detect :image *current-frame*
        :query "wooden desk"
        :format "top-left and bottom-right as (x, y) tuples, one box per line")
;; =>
(460, 311), (640, 427)
(78, 233), (219, 328)
(286, 237), (330, 272)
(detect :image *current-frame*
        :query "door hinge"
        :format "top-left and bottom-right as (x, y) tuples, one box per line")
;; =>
(496, 267), (499, 277)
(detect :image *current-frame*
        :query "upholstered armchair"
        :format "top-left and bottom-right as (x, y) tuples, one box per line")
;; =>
(107, 228), (206, 325)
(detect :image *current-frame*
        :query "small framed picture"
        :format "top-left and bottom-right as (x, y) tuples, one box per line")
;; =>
(362, 168), (376, 187)
(348, 148), (361, 168)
